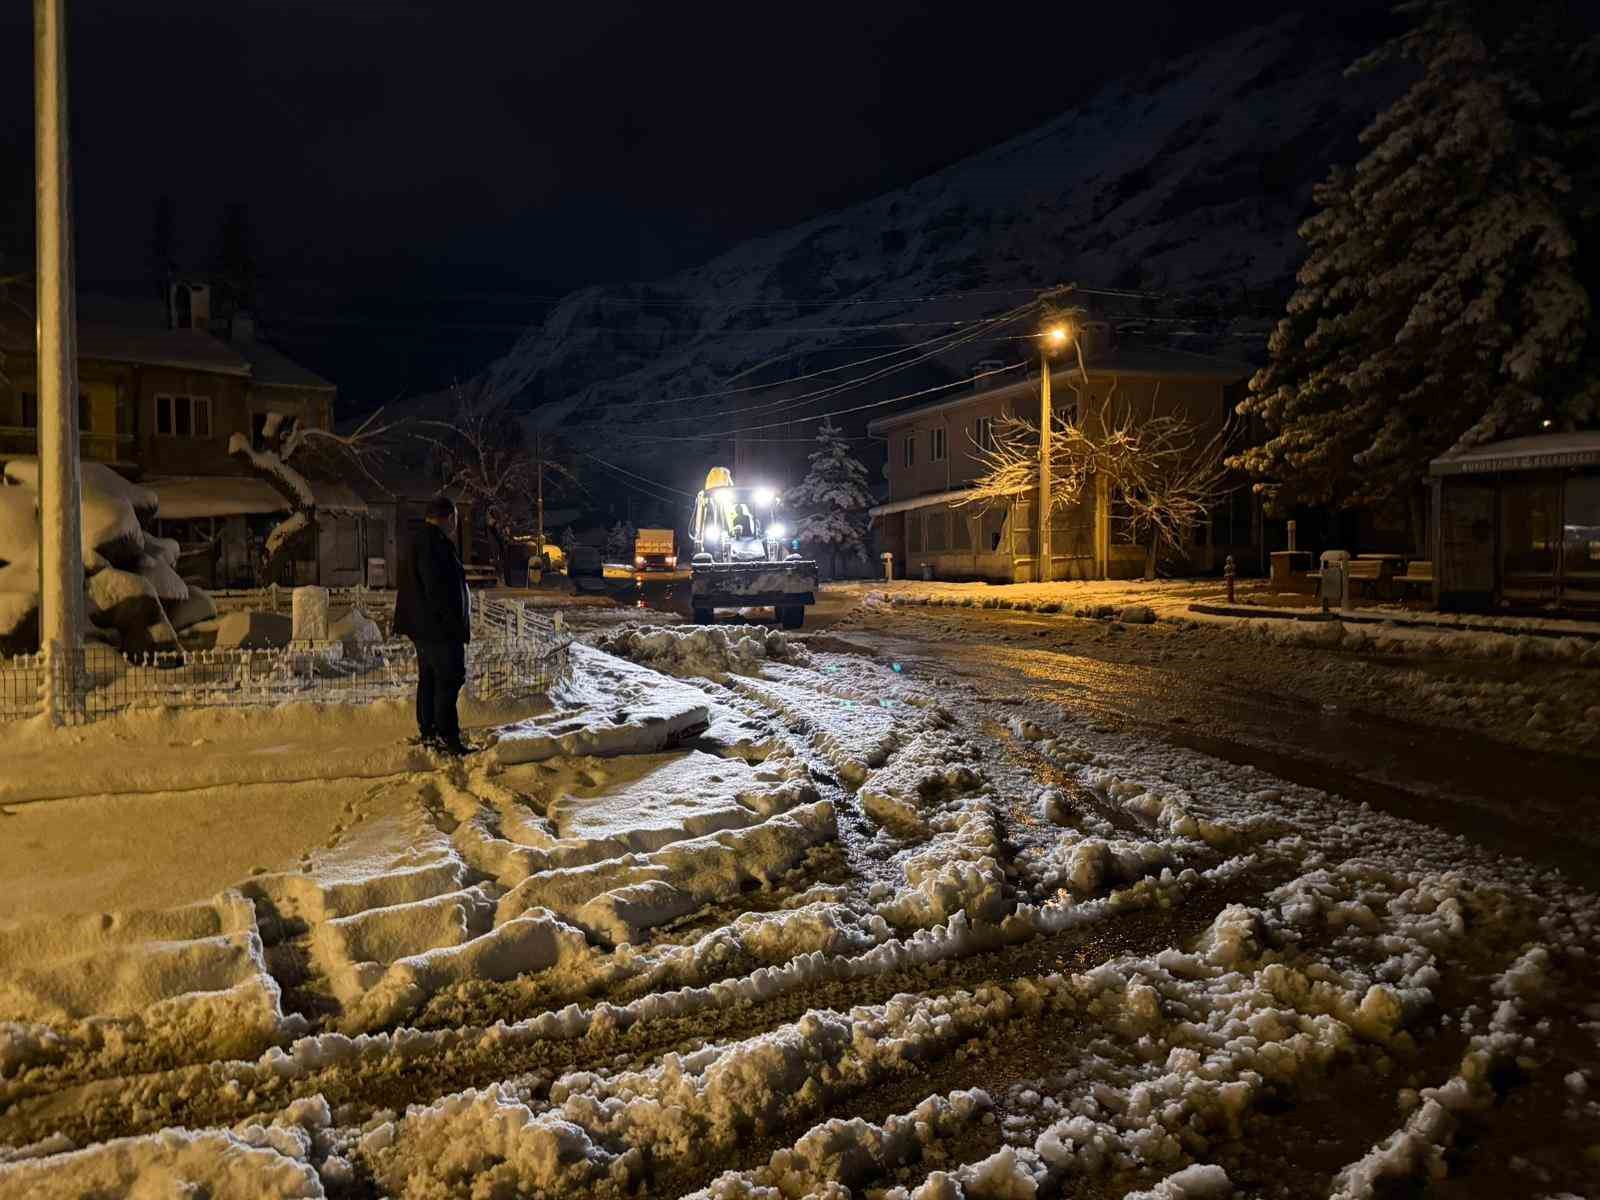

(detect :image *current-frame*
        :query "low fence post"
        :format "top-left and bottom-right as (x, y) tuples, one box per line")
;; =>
(41, 638), (84, 725)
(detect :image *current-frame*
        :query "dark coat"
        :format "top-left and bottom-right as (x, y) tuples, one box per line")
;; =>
(394, 521), (470, 643)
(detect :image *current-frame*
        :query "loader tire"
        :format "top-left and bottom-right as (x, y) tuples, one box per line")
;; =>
(779, 605), (804, 630)
(692, 607), (714, 625)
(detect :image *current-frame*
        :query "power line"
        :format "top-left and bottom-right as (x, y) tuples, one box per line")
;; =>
(582, 452), (691, 496)
(601, 301), (1040, 434)
(634, 360), (1027, 441)
(583, 457), (686, 506)
(273, 312), (1016, 336)
(578, 317), (1009, 414)
(261, 282), (1050, 310)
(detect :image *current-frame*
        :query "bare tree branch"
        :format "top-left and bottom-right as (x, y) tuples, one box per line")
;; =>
(959, 381), (1235, 578)
(229, 406), (396, 583)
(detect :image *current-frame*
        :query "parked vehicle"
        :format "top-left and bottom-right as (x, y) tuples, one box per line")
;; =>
(566, 544), (607, 592)
(634, 528), (678, 573)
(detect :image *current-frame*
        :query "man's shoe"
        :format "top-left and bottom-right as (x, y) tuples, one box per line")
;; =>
(435, 738), (472, 758)
(408, 733), (437, 747)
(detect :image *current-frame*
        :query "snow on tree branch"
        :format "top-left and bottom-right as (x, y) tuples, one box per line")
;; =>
(784, 417), (875, 576)
(228, 408), (394, 575)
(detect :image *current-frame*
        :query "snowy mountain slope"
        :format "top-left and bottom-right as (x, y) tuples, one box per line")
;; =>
(445, 15), (1397, 476)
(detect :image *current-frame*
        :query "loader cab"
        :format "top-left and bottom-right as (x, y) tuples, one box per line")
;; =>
(691, 485), (790, 563)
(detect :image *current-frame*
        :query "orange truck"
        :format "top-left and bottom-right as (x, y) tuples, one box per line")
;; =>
(633, 528), (681, 576)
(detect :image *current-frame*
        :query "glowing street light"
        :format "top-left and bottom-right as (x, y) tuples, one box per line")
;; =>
(1044, 323), (1071, 349)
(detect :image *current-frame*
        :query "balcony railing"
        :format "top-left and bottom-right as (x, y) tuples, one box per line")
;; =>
(0, 426), (135, 463)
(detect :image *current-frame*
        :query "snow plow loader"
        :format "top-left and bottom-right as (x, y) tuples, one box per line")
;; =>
(688, 468), (817, 628)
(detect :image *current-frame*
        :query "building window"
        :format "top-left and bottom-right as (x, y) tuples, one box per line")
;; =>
(974, 415), (995, 454)
(902, 435), (915, 469)
(930, 426), (947, 463)
(952, 509), (973, 550)
(13, 392), (92, 430)
(156, 394), (212, 438)
(926, 508), (948, 551)
(908, 512), (923, 553)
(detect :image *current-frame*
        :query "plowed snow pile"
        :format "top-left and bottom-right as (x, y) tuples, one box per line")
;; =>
(2, 626), (1596, 1198)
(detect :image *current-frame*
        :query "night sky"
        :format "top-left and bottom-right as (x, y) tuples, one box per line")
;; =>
(1, 1), (1395, 406)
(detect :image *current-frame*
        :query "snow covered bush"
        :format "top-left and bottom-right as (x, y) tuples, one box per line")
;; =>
(0, 457), (213, 655)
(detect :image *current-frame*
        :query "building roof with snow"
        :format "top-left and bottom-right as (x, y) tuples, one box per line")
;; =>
(233, 338), (336, 391)
(1429, 431), (1600, 476)
(144, 474), (367, 519)
(0, 316), (254, 377)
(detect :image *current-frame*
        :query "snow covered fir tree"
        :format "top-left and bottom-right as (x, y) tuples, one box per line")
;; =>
(784, 418), (875, 579)
(1233, 0), (1600, 545)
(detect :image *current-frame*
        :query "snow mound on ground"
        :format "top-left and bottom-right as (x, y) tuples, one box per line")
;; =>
(732, 670), (901, 786)
(591, 622), (800, 679)
(495, 644), (712, 764)
(1242, 616), (1600, 668)
(859, 731), (983, 832)
(1128, 1163), (1233, 1198)
(0, 891), (299, 1078)
(358, 1081), (635, 1196)
(0, 1126), (325, 1199)
(495, 800), (838, 947)
(331, 607), (382, 651)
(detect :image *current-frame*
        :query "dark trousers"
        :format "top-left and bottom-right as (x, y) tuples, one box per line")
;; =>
(413, 639), (466, 742)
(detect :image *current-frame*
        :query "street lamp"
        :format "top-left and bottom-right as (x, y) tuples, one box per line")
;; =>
(1035, 320), (1073, 584)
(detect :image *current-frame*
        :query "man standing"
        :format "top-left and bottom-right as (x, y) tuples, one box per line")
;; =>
(394, 496), (471, 755)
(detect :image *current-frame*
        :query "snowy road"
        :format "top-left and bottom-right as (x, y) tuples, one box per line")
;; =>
(830, 594), (1600, 886)
(2, 604), (1597, 1198)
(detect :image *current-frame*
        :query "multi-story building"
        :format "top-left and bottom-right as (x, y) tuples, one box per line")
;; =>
(0, 287), (368, 588)
(867, 338), (1257, 582)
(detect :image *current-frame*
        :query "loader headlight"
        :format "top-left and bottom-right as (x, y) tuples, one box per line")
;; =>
(753, 487), (775, 508)
(767, 522), (786, 540)
(705, 526), (722, 546)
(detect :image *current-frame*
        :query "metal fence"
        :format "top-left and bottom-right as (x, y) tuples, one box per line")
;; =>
(0, 595), (569, 724)
(211, 584), (399, 635)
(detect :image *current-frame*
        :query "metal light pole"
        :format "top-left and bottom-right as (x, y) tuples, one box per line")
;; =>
(35, 0), (84, 723)
(1037, 323), (1070, 584)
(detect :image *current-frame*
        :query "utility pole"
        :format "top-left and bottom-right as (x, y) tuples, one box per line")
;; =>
(1037, 348), (1053, 583)
(1035, 307), (1073, 585)
(35, 0), (84, 723)
(535, 434), (546, 556)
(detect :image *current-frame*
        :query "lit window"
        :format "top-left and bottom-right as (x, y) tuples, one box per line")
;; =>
(930, 427), (947, 463)
(902, 435), (915, 469)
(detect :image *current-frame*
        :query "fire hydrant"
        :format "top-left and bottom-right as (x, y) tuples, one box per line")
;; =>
(1224, 555), (1236, 604)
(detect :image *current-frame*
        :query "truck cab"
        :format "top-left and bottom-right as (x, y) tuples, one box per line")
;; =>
(633, 528), (679, 574)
